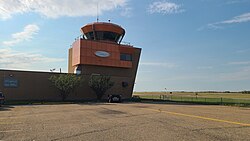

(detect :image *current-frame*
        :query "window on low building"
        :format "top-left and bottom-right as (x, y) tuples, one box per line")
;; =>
(122, 81), (129, 87)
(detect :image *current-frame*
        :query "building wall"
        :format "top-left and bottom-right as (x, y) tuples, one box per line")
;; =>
(0, 67), (140, 101)
(68, 48), (74, 73)
(78, 47), (141, 96)
(71, 39), (136, 69)
(68, 39), (141, 99)
(0, 70), (60, 101)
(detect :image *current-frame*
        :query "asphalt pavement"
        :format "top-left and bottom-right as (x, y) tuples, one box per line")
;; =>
(0, 102), (250, 141)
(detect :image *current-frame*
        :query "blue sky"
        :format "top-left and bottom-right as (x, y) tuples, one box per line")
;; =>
(0, 0), (250, 91)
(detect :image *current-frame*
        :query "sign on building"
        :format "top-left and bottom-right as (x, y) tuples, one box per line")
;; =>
(3, 78), (18, 88)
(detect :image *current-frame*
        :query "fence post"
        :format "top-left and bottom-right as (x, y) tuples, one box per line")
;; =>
(221, 97), (223, 105)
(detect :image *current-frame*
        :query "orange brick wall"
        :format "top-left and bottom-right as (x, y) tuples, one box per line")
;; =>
(71, 39), (136, 68)
(72, 40), (81, 66)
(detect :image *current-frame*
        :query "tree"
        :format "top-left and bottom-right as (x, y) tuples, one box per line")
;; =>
(49, 74), (84, 101)
(88, 75), (114, 100)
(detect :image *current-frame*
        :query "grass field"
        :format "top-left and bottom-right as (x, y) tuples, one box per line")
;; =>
(133, 92), (250, 106)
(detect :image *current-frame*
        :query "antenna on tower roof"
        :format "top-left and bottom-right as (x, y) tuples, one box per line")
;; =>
(96, 3), (99, 22)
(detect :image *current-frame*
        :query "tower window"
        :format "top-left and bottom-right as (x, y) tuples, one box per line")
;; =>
(85, 32), (94, 40)
(96, 31), (120, 42)
(120, 53), (132, 61)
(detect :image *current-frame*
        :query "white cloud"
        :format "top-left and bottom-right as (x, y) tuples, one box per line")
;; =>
(121, 7), (133, 17)
(219, 13), (250, 24)
(228, 61), (250, 65)
(3, 24), (40, 46)
(218, 66), (250, 81)
(0, 0), (128, 20)
(203, 12), (250, 30)
(197, 66), (213, 70)
(148, 1), (184, 15)
(236, 49), (250, 53)
(226, 0), (250, 4)
(163, 66), (250, 81)
(140, 62), (176, 68)
(0, 48), (64, 70)
(0, 0), (30, 20)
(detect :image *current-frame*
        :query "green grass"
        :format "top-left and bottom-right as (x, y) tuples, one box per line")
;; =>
(134, 92), (250, 99)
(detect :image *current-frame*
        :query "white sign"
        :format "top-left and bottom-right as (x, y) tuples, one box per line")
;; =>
(95, 51), (110, 58)
(4, 78), (18, 88)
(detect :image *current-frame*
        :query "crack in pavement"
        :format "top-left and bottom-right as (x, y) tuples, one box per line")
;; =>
(50, 121), (151, 141)
(51, 128), (112, 141)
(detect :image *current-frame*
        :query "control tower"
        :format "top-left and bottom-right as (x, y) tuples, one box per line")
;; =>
(68, 22), (141, 99)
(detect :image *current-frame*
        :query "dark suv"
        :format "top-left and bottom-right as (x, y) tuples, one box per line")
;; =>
(0, 92), (5, 106)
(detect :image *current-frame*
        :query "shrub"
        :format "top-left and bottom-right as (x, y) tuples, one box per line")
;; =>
(49, 74), (84, 101)
(89, 75), (114, 100)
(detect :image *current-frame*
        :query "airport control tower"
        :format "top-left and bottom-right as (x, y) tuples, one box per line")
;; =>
(68, 22), (141, 99)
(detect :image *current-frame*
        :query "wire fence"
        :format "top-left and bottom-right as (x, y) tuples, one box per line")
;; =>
(135, 95), (250, 106)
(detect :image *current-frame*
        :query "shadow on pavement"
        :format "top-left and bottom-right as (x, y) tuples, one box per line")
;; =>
(0, 105), (14, 111)
(76, 100), (209, 108)
(0, 100), (228, 108)
(77, 102), (117, 106)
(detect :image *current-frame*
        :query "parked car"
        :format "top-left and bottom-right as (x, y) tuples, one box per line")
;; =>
(0, 92), (5, 106)
(108, 94), (122, 103)
(131, 95), (141, 102)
